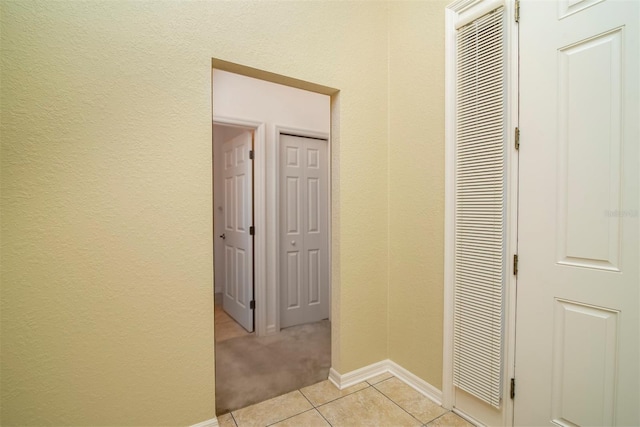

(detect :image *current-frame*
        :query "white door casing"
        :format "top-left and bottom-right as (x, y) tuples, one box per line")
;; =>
(222, 130), (254, 333)
(279, 133), (329, 329)
(516, 0), (639, 425)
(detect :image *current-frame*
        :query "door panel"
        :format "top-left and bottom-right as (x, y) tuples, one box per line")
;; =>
(224, 246), (234, 298)
(286, 252), (300, 309)
(516, 0), (638, 424)
(280, 134), (329, 328)
(286, 177), (300, 234)
(557, 28), (623, 271)
(221, 130), (254, 333)
(308, 249), (320, 304)
(308, 178), (320, 233)
(551, 300), (619, 426)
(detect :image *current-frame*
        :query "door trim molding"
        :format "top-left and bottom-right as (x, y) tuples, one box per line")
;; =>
(443, 0), (519, 422)
(213, 116), (267, 337)
(274, 125), (331, 333)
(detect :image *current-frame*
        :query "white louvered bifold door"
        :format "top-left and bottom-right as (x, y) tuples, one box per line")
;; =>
(453, 6), (506, 409)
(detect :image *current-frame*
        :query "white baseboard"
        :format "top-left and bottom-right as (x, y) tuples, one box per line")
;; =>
(330, 359), (442, 406)
(387, 360), (442, 406)
(329, 360), (390, 389)
(453, 408), (485, 427)
(328, 367), (343, 389)
(190, 417), (218, 427)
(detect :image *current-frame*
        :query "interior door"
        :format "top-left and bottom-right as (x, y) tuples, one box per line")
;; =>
(516, 0), (639, 425)
(449, 4), (515, 425)
(280, 134), (329, 329)
(222, 130), (254, 333)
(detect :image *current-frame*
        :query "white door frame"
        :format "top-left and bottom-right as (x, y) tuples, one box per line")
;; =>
(213, 115), (268, 336)
(442, 0), (519, 424)
(274, 125), (331, 333)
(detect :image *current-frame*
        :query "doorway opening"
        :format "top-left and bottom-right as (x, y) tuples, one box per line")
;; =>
(212, 68), (334, 415)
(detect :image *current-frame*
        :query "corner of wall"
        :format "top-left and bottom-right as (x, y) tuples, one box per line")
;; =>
(386, 0), (448, 389)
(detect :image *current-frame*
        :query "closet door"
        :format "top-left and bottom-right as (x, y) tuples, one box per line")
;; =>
(451, 5), (510, 425)
(279, 134), (329, 329)
(516, 0), (639, 424)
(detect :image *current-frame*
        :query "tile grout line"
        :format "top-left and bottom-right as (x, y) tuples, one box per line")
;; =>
(313, 406), (334, 427)
(231, 390), (309, 427)
(309, 384), (385, 427)
(370, 383), (430, 426)
(229, 411), (239, 427)
(367, 375), (393, 387)
(311, 383), (379, 426)
(264, 408), (318, 427)
(269, 389), (334, 427)
(370, 376), (451, 426)
(298, 388), (315, 407)
(310, 382), (372, 409)
(258, 391), (310, 427)
(427, 412), (452, 426)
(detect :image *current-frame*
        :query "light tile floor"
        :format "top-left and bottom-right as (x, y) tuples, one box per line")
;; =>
(217, 374), (475, 427)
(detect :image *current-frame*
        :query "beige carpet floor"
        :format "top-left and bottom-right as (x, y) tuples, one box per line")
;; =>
(215, 319), (331, 415)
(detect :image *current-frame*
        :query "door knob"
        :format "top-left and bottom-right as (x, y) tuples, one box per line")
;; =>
(291, 240), (296, 246)
(219, 233), (226, 240)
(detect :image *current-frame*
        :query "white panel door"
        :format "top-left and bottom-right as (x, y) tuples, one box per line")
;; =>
(280, 134), (329, 329)
(516, 0), (638, 425)
(222, 130), (254, 333)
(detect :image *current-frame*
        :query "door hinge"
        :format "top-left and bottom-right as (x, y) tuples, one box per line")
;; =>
(514, 0), (520, 22)
(510, 378), (516, 399)
(250, 225), (255, 236)
(513, 254), (519, 276)
(249, 150), (254, 160)
(515, 127), (520, 150)
(250, 300), (255, 310)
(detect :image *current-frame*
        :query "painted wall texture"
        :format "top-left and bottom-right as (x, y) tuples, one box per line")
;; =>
(0, 1), (446, 425)
(388, 0), (448, 390)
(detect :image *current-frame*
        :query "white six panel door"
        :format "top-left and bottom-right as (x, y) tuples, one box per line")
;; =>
(517, 0), (639, 425)
(222, 130), (254, 333)
(279, 134), (329, 329)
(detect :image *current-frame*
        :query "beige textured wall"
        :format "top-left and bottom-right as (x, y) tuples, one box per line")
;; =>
(1, 1), (450, 424)
(387, 0), (448, 389)
(0, 1), (390, 425)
